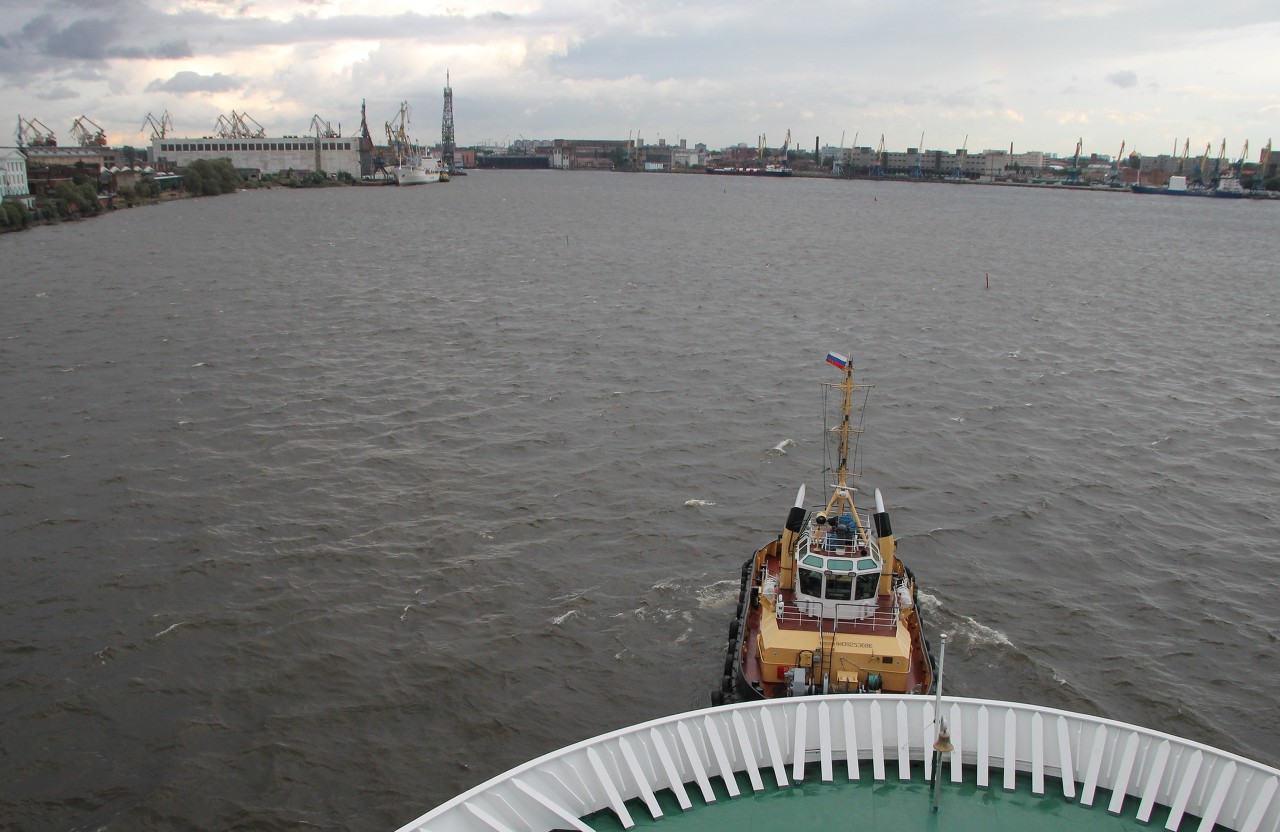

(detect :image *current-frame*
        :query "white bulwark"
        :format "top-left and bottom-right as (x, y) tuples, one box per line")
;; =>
(1, 147), (34, 207)
(395, 695), (1280, 832)
(151, 137), (360, 179)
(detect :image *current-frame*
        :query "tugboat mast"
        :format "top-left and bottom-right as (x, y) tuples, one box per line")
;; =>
(824, 358), (865, 521)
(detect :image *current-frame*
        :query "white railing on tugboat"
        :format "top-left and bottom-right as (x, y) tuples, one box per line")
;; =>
(394, 695), (1280, 832)
(777, 598), (900, 631)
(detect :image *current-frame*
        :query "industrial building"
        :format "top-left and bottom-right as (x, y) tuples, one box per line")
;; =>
(150, 137), (361, 180)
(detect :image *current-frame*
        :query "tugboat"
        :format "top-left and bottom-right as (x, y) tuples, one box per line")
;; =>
(715, 352), (935, 704)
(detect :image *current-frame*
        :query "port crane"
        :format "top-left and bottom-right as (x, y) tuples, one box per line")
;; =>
(779, 129), (791, 162)
(1066, 137), (1083, 184)
(1257, 140), (1272, 191)
(953, 135), (967, 180)
(309, 115), (340, 138)
(69, 115), (108, 147)
(1212, 138), (1227, 182)
(385, 101), (420, 165)
(141, 111), (174, 140)
(910, 131), (924, 179)
(1195, 142), (1211, 186)
(1176, 138), (1189, 174)
(1110, 140), (1125, 185)
(17, 116), (57, 147)
(873, 134), (885, 177)
(213, 111), (266, 139)
(1235, 139), (1248, 178)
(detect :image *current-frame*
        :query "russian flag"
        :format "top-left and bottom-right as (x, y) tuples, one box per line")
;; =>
(826, 352), (849, 370)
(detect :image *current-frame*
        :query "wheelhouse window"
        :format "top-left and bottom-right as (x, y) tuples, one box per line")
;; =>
(825, 573), (853, 600)
(798, 567), (823, 597)
(855, 572), (878, 600)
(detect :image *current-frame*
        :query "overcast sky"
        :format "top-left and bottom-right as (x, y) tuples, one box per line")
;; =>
(2, 0), (1277, 160)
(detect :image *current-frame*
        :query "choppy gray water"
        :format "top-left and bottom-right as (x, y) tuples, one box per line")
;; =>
(2, 173), (1277, 831)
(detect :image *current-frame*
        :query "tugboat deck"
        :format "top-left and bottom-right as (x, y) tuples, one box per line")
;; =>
(735, 540), (932, 698)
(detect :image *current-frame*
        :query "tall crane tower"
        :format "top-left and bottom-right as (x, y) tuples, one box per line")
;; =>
(953, 135), (967, 180)
(910, 131), (924, 179)
(441, 71), (456, 173)
(357, 99), (376, 179)
(1256, 140), (1272, 192)
(873, 134), (885, 177)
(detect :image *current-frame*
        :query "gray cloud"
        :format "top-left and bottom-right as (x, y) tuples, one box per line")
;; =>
(37, 17), (118, 59)
(1107, 70), (1138, 88)
(145, 70), (243, 93)
(111, 40), (193, 59)
(36, 85), (81, 101)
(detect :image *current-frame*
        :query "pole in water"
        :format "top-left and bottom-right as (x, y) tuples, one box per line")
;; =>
(985, 272), (989, 289)
(931, 633), (950, 813)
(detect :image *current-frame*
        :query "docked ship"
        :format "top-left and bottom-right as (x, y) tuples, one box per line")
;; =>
(715, 353), (934, 705)
(386, 101), (446, 186)
(1131, 174), (1244, 198)
(391, 153), (444, 186)
(705, 164), (793, 177)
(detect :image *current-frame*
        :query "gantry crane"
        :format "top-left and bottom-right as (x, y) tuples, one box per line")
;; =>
(873, 134), (885, 177)
(1256, 140), (1272, 191)
(911, 131), (924, 179)
(1235, 139), (1249, 178)
(953, 135), (967, 180)
(1213, 138), (1227, 182)
(69, 115), (108, 146)
(1176, 137), (1189, 174)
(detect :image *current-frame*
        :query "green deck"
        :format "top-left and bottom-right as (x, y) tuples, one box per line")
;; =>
(585, 764), (1181, 832)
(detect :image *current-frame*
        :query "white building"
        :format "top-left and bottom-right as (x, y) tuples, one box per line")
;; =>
(151, 137), (360, 179)
(0, 147), (34, 208)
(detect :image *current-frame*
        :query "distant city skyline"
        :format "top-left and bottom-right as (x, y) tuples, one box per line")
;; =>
(2, 0), (1277, 161)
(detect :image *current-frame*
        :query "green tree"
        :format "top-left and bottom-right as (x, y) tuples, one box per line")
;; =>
(122, 146), (137, 166)
(54, 180), (100, 215)
(182, 158), (242, 195)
